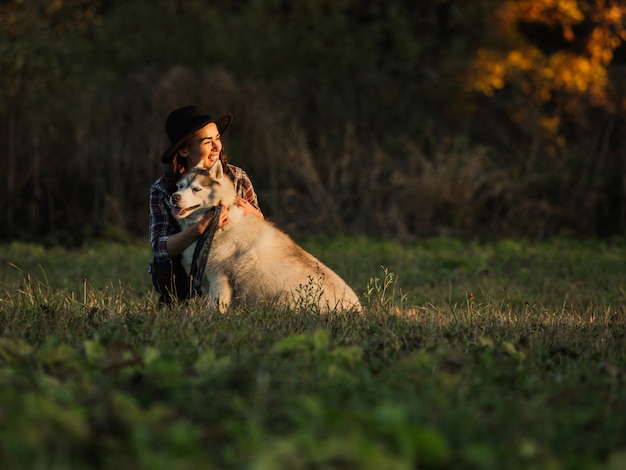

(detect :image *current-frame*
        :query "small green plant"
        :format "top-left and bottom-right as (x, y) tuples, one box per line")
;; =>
(292, 272), (326, 313)
(363, 266), (409, 312)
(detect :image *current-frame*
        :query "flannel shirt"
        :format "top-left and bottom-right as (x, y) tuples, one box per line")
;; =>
(149, 164), (261, 261)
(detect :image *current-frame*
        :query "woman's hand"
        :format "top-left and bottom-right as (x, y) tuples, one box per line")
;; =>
(165, 207), (220, 257)
(195, 208), (217, 234)
(197, 206), (230, 232)
(166, 203), (252, 258)
(217, 205), (230, 227)
(235, 197), (264, 219)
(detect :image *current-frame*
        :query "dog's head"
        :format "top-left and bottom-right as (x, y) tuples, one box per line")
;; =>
(170, 161), (234, 222)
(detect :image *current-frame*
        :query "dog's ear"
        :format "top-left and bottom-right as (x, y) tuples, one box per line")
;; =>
(209, 160), (224, 181)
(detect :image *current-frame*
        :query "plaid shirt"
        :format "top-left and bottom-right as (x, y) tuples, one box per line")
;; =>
(149, 164), (261, 261)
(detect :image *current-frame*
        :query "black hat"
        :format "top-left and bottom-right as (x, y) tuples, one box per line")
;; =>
(161, 105), (232, 163)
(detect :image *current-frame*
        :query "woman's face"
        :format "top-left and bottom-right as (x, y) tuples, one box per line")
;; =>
(179, 122), (223, 169)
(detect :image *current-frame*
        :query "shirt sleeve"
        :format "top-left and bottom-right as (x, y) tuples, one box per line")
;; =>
(228, 164), (262, 212)
(149, 177), (179, 261)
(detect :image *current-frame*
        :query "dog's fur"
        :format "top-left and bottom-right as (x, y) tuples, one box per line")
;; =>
(171, 162), (362, 312)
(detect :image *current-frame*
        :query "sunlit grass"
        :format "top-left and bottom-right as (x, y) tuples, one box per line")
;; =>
(0, 237), (624, 469)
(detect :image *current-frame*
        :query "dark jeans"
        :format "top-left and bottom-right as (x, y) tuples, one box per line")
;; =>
(148, 256), (193, 304)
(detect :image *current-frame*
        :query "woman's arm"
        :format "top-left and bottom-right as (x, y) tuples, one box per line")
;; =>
(150, 178), (228, 260)
(165, 208), (229, 256)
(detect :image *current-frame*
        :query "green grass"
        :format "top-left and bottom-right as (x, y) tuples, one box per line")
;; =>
(0, 237), (625, 469)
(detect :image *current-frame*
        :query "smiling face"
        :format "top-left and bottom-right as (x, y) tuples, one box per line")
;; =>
(178, 122), (223, 169)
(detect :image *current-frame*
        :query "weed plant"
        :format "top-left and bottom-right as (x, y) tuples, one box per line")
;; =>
(0, 237), (625, 469)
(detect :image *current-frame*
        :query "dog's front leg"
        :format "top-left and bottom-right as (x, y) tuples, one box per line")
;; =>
(207, 274), (232, 312)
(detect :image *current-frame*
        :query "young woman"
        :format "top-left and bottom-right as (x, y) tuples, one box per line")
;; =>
(149, 105), (262, 303)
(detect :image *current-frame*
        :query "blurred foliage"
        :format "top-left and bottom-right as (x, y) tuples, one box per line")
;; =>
(0, 0), (624, 243)
(468, 0), (626, 147)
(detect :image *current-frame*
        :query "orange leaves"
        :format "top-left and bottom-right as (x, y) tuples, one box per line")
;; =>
(468, 0), (625, 110)
(467, 49), (507, 96)
(498, 0), (584, 30)
(468, 46), (608, 101)
(587, 3), (626, 66)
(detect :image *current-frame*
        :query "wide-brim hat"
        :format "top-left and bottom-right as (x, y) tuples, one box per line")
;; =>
(161, 105), (232, 163)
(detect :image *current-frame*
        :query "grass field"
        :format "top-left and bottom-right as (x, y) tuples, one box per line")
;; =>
(0, 236), (625, 469)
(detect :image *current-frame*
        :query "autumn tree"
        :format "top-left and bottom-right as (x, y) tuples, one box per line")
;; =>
(467, 0), (626, 153)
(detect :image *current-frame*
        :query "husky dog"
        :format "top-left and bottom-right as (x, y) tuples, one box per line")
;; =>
(171, 162), (362, 312)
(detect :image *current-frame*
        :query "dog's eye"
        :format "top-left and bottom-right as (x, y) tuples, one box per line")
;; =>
(192, 187), (201, 193)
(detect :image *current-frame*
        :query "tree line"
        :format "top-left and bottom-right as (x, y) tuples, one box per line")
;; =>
(1, 0), (625, 243)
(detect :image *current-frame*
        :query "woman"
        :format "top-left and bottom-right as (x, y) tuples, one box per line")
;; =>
(149, 105), (263, 303)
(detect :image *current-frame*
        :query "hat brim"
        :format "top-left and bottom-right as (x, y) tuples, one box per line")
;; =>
(160, 113), (232, 163)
